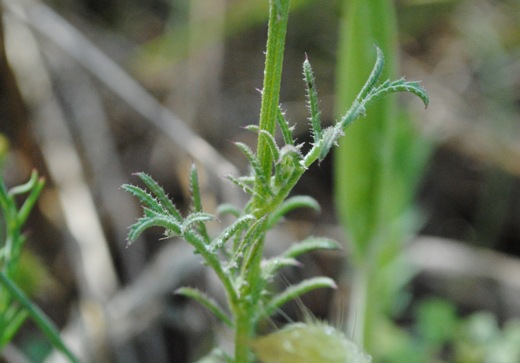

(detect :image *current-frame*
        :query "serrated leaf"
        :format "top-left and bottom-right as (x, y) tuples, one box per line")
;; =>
(264, 277), (337, 316)
(303, 57), (322, 143)
(276, 106), (294, 146)
(182, 212), (215, 234)
(281, 237), (339, 259)
(127, 215), (181, 244)
(176, 287), (232, 328)
(189, 165), (211, 243)
(259, 130), (280, 163)
(135, 173), (183, 221)
(208, 214), (256, 252)
(225, 174), (257, 197)
(368, 78), (429, 108)
(122, 184), (163, 214)
(234, 142), (271, 195)
(357, 45), (385, 102)
(268, 195), (320, 229)
(318, 126), (344, 163)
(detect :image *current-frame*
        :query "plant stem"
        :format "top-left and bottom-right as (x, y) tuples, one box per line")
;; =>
(233, 2), (290, 362)
(335, 0), (398, 353)
(254, 0), (290, 207)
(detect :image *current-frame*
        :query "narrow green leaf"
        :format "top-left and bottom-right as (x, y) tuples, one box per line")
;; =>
(234, 142), (271, 196)
(136, 172), (183, 221)
(128, 214), (182, 243)
(259, 130), (280, 163)
(281, 237), (339, 259)
(356, 46), (385, 102)
(261, 257), (300, 280)
(189, 165), (211, 243)
(176, 287), (233, 328)
(122, 184), (163, 213)
(265, 277), (337, 316)
(267, 195), (320, 229)
(17, 174), (45, 226)
(182, 212), (215, 234)
(209, 214), (255, 252)
(225, 174), (257, 197)
(8, 170), (39, 196)
(303, 57), (322, 143)
(367, 79), (429, 108)
(318, 126), (344, 163)
(276, 106), (294, 146)
(216, 203), (241, 218)
(0, 272), (80, 363)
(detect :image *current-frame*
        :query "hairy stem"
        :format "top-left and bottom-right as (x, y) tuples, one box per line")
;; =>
(254, 0), (290, 207)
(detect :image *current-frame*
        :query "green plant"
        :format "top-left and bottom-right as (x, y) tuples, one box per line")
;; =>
(0, 166), (78, 362)
(124, 1), (427, 362)
(334, 0), (432, 356)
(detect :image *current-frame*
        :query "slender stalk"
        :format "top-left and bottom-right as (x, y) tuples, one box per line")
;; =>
(335, 0), (398, 353)
(254, 0), (290, 207)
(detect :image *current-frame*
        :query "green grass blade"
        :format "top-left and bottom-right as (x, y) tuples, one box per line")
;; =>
(0, 272), (80, 363)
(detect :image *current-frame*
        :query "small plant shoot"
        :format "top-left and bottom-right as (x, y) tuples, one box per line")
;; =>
(124, 0), (428, 361)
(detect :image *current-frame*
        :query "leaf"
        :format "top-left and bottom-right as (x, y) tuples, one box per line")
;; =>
(208, 214), (256, 252)
(176, 287), (232, 328)
(122, 184), (163, 214)
(367, 78), (429, 108)
(135, 173), (183, 221)
(0, 272), (80, 363)
(128, 212), (182, 243)
(189, 165), (211, 242)
(259, 130), (280, 163)
(234, 142), (272, 195)
(276, 106), (294, 146)
(268, 195), (320, 228)
(261, 257), (300, 280)
(264, 277), (337, 316)
(357, 45), (385, 102)
(182, 212), (215, 234)
(225, 174), (257, 197)
(318, 126), (344, 163)
(303, 57), (322, 143)
(281, 237), (339, 259)
(216, 203), (241, 218)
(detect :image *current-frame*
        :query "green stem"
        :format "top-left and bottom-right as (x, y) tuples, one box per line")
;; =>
(254, 0), (290, 206)
(335, 0), (398, 353)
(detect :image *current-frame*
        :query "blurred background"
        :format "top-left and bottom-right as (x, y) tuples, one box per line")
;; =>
(0, 0), (519, 362)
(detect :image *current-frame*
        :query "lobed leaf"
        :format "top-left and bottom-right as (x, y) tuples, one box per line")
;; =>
(176, 287), (233, 328)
